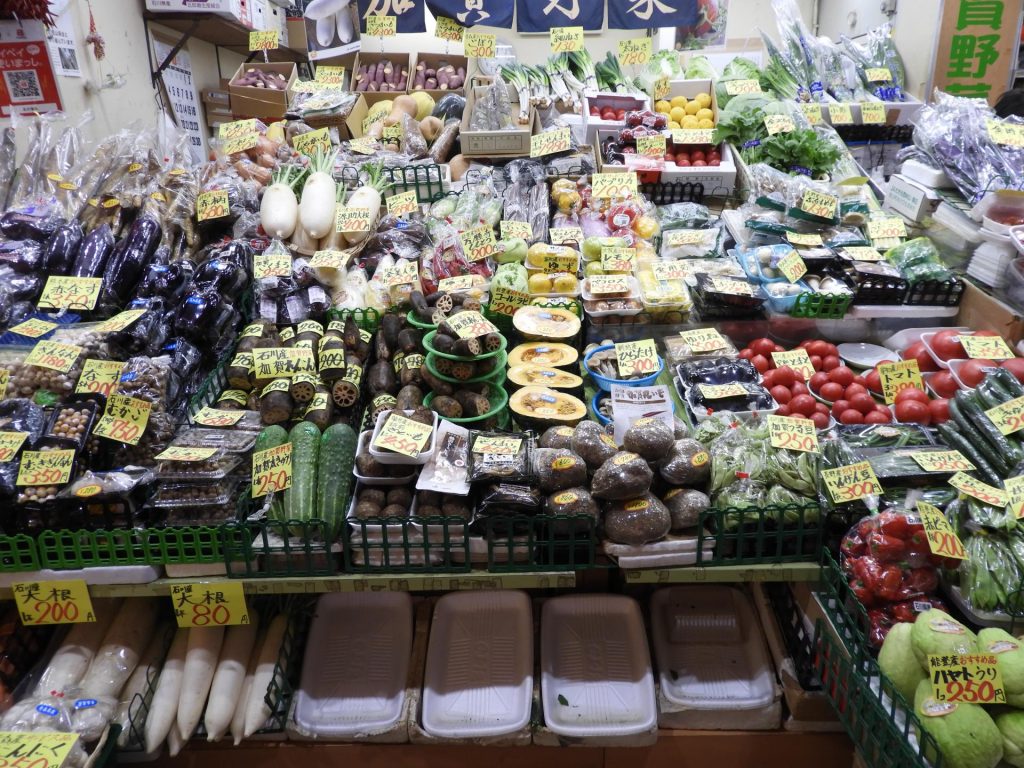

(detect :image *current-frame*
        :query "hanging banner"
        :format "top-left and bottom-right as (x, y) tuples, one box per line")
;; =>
(426, 0), (513, 28)
(357, 0), (426, 34)
(932, 0), (1018, 104)
(0, 19), (62, 117)
(608, 0), (699, 30)
(516, 0), (604, 32)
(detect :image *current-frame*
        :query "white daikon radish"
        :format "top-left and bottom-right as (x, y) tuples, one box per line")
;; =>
(144, 628), (188, 754)
(230, 626), (265, 746)
(204, 617), (260, 742)
(33, 598), (121, 696)
(259, 165), (303, 238)
(166, 722), (185, 757)
(290, 219), (319, 255)
(316, 183), (346, 252)
(243, 614), (288, 737)
(114, 624), (174, 749)
(78, 598), (161, 700)
(342, 162), (389, 245)
(177, 626), (225, 740)
(298, 148), (338, 239)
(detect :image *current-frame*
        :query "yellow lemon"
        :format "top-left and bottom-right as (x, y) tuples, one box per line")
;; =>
(655, 100), (671, 114)
(695, 92), (712, 109)
(696, 108), (714, 122)
(528, 273), (552, 294)
(685, 101), (701, 116)
(667, 120), (681, 130)
(670, 95), (688, 109)
(697, 118), (715, 129)
(681, 115), (700, 128)
(669, 106), (687, 124)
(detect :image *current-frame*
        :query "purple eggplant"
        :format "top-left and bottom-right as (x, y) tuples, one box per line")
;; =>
(0, 241), (42, 274)
(71, 224), (115, 278)
(40, 221), (83, 276)
(135, 260), (195, 302)
(0, 211), (62, 241)
(101, 213), (161, 306)
(192, 258), (247, 296)
(173, 289), (234, 344)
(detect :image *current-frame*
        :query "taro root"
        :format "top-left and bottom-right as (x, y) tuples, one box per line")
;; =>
(663, 488), (710, 531)
(535, 448), (588, 493)
(540, 426), (575, 450)
(603, 494), (671, 545)
(571, 420), (618, 470)
(623, 417), (675, 461)
(592, 452), (653, 500)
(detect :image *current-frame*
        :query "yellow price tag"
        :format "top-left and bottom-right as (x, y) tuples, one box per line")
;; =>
(653, 76), (670, 101)
(222, 133), (258, 155)
(724, 79), (761, 95)
(636, 135), (666, 158)
(800, 103), (823, 125)
(92, 394), (152, 445)
(0, 432), (26, 462)
(500, 220), (533, 240)
(37, 276), (102, 311)
(8, 318), (57, 338)
(550, 26), (583, 53)
(767, 415), (819, 453)
(867, 217), (907, 240)
(171, 582), (250, 628)
(253, 252), (292, 279)
(219, 119), (257, 139)
(929, 653), (1004, 704)
(678, 328), (727, 353)
(74, 359), (125, 398)
(530, 127), (572, 158)
(366, 14), (396, 36)
(671, 128), (715, 145)
(249, 30), (278, 50)
(96, 309), (147, 334)
(800, 190), (838, 220)
(777, 250), (807, 283)
(910, 450), (975, 473)
(387, 190), (418, 217)
(154, 446), (219, 462)
(0, 370), (8, 399)
(615, 339), (658, 377)
(786, 231), (823, 246)
(197, 190), (230, 221)
(987, 119), (1024, 148)
(488, 285), (530, 316)
(381, 259), (419, 286)
(464, 31), (496, 58)
(0, 732), (80, 768)
(822, 461), (882, 503)
(373, 414), (433, 457)
(535, 245), (578, 272)
(651, 261), (688, 281)
(961, 334), (1014, 360)
(315, 65), (346, 84)
(709, 276), (755, 295)
(193, 407), (246, 427)
(309, 249), (348, 269)
(764, 114), (796, 135)
(447, 310), (497, 339)
(878, 359), (923, 405)
(24, 340), (82, 373)
(665, 229), (710, 247)
(828, 104), (854, 125)
(771, 349), (814, 380)
(1006, 475), (1024, 518)
(591, 172), (638, 199)
(293, 127), (331, 157)
(350, 137), (377, 155)
(918, 501), (967, 560)
(601, 246), (635, 273)
(435, 15), (464, 43)
(589, 275), (630, 295)
(252, 443), (292, 498)
(865, 67), (892, 82)
(459, 225), (499, 262)
(697, 382), (747, 399)
(335, 206), (373, 234)
(253, 348), (315, 379)
(438, 275), (478, 292)
(16, 449), (76, 487)
(841, 246), (884, 261)
(473, 436), (523, 454)
(549, 226), (583, 245)
(618, 37), (652, 66)
(985, 395), (1024, 436)
(861, 102), (886, 124)
(949, 471), (1008, 506)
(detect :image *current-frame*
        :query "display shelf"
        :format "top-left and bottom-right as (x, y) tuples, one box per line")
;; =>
(145, 11), (306, 62)
(847, 304), (959, 319)
(622, 562), (820, 584)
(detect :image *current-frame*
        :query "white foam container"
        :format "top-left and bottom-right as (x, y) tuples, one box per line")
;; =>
(603, 533), (714, 569)
(421, 591), (533, 738)
(354, 431), (417, 485)
(540, 594), (656, 738)
(0, 566), (162, 588)
(291, 592), (413, 739)
(650, 585), (780, 730)
(368, 410), (438, 465)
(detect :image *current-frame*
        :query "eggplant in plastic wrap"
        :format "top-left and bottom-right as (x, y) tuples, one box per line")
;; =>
(278, 284), (330, 325)
(134, 260), (195, 302)
(432, 93), (465, 121)
(0, 240), (42, 274)
(174, 289), (238, 352)
(162, 336), (205, 401)
(191, 257), (248, 297)
(5, 301), (35, 329)
(40, 220), (83, 276)
(210, 238), (254, 270)
(101, 213), (162, 306)
(0, 210), (63, 242)
(0, 399), (45, 501)
(0, 266), (43, 302)
(107, 298), (171, 357)
(70, 223), (115, 278)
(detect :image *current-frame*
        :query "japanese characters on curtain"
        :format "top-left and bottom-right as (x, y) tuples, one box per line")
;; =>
(607, 0), (699, 30)
(426, 0), (514, 28)
(358, 0), (427, 33)
(933, 0), (1018, 103)
(515, 0), (604, 32)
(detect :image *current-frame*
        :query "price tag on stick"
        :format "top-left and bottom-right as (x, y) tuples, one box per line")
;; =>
(372, 414), (432, 457)
(37, 276), (102, 311)
(918, 501), (967, 560)
(92, 395), (152, 445)
(771, 349), (815, 380)
(679, 328), (727, 353)
(768, 415), (819, 453)
(878, 359), (923, 405)
(615, 340), (658, 377)
(911, 450), (975, 473)
(12, 579), (95, 625)
(984, 395), (1024, 436)
(171, 582), (250, 628)
(961, 334), (1014, 360)
(948, 471), (1007, 506)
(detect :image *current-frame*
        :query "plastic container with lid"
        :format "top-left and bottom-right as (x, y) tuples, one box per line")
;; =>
(368, 410), (437, 465)
(168, 427), (258, 453)
(635, 266), (693, 314)
(1000, 257), (1024, 311)
(156, 452), (243, 482)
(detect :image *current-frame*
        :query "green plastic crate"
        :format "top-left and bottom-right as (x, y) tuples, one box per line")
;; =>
(791, 292), (854, 319)
(222, 518), (338, 578)
(35, 526), (223, 571)
(383, 164), (449, 202)
(324, 306), (384, 333)
(343, 515), (472, 573)
(0, 534), (40, 572)
(482, 514), (600, 573)
(696, 503), (825, 565)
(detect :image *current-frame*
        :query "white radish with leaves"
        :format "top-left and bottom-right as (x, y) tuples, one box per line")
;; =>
(204, 618), (260, 742)
(114, 625), (174, 749)
(144, 628), (188, 754)
(33, 599), (120, 696)
(317, 183), (347, 253)
(341, 162), (389, 245)
(243, 614), (288, 737)
(230, 627), (265, 746)
(260, 164), (304, 238)
(177, 626), (225, 740)
(298, 148), (339, 239)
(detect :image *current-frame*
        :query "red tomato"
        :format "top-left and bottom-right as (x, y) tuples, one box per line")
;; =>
(895, 399), (931, 424)
(773, 366), (796, 388)
(751, 338), (776, 358)
(791, 382), (809, 396)
(852, 375), (867, 387)
(811, 412), (830, 429)
(739, 348), (754, 360)
(809, 371), (829, 392)
(844, 383), (868, 399)
(809, 355), (823, 371)
(904, 340), (940, 373)
(823, 355), (841, 371)
(894, 387), (930, 405)
(770, 385), (792, 405)
(865, 369), (882, 394)
(929, 398), (950, 424)
(929, 370), (959, 398)
(840, 409), (865, 425)
(931, 330), (966, 361)
(1001, 357), (1024, 383)
(773, 344), (785, 353)
(829, 366), (855, 386)
(850, 392), (877, 415)
(807, 340), (830, 358)
(820, 382), (844, 401)
(775, 404), (791, 416)
(761, 370), (774, 388)
(790, 394), (816, 416)
(798, 340), (813, 349)
(814, 402), (830, 416)
(751, 354), (770, 374)
(959, 359), (998, 388)
(864, 409), (891, 424)
(832, 399), (851, 417)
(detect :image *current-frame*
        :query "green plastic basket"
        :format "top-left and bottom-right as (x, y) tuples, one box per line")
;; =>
(423, 350), (507, 385)
(0, 534), (40, 572)
(324, 306), (385, 332)
(791, 292), (854, 319)
(406, 310), (436, 330)
(482, 514), (599, 572)
(35, 526), (224, 571)
(343, 515), (473, 573)
(383, 163), (449, 202)
(221, 518), (338, 578)
(423, 384), (509, 426)
(696, 503), (825, 565)
(423, 330), (507, 361)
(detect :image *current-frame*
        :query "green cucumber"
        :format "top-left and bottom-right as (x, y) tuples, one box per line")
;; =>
(957, 391), (1021, 465)
(253, 426), (289, 519)
(948, 396), (1009, 475)
(934, 422), (1001, 486)
(283, 422), (321, 532)
(317, 423), (357, 540)
(975, 379), (1004, 410)
(994, 367), (1024, 399)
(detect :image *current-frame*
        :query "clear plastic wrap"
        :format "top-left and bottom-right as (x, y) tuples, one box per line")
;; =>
(884, 237), (954, 283)
(841, 22), (907, 101)
(501, 160), (549, 245)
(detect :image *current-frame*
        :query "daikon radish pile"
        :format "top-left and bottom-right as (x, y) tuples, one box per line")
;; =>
(204, 618), (260, 741)
(260, 164), (304, 238)
(145, 628), (188, 754)
(33, 598), (120, 696)
(177, 626), (225, 740)
(243, 614), (288, 737)
(298, 148), (339, 239)
(115, 625), (174, 748)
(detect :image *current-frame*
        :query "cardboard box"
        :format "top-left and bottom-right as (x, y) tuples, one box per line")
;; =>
(957, 281), (1024, 344)
(335, 93), (398, 140)
(229, 61), (297, 119)
(596, 129), (737, 195)
(352, 52), (412, 95)
(460, 85), (538, 158)
(286, 18), (305, 49)
(201, 87), (230, 106)
(816, 94), (925, 126)
(145, 0), (251, 25)
(409, 52), (468, 98)
(581, 92), (651, 147)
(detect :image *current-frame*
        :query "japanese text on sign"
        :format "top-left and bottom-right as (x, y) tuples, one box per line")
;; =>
(665, 229), (710, 247)
(366, 14), (397, 36)
(615, 340), (658, 377)
(867, 217), (907, 240)
(387, 190), (418, 217)
(464, 31), (496, 58)
(315, 65), (345, 84)
(841, 246), (884, 261)
(13, 579), (95, 626)
(16, 450), (75, 487)
(651, 261), (688, 281)
(929, 654), (1004, 704)
(154, 446), (219, 462)
(37, 276), (102, 311)
(828, 103), (854, 124)
(92, 395), (152, 445)
(708, 276), (755, 295)
(911, 450), (975, 473)
(768, 415), (819, 453)
(800, 190), (838, 220)
(961, 334), (1014, 360)
(618, 38), (652, 66)
(589, 275), (630, 295)
(447, 311), (497, 339)
(335, 206), (373, 233)
(601, 246), (635, 272)
(75, 359), (125, 398)
(949, 471), (1008, 506)
(172, 582), (249, 628)
(878, 359), (923, 405)
(636, 135), (666, 158)
(193, 407), (245, 427)
(549, 226), (583, 245)
(500, 220), (533, 240)
(984, 395), (1024, 436)
(96, 310), (147, 334)
(8, 318), (57, 338)
(822, 461), (882, 503)
(220, 119), (257, 139)
(550, 26), (583, 53)
(254, 252), (292, 279)
(919, 501), (967, 560)
(987, 120), (1024, 148)
(249, 30), (279, 51)
(0, 732), (79, 768)
(459, 225), (499, 262)
(197, 190), (230, 221)
(309, 250), (348, 270)
(1006, 475), (1024, 518)
(253, 348), (315, 379)
(488, 286), (530, 316)
(373, 414), (432, 457)
(697, 382), (748, 399)
(777, 251), (807, 283)
(530, 127), (572, 158)
(0, 432), (26, 462)
(724, 79), (761, 95)
(672, 128), (715, 145)
(252, 443), (292, 498)
(678, 328), (727, 353)
(438, 275), (478, 292)
(800, 104), (823, 125)
(861, 102), (886, 124)
(381, 259), (419, 286)
(293, 127), (331, 158)
(473, 436), (523, 455)
(435, 16), (464, 43)
(786, 231), (823, 246)
(764, 114), (795, 135)
(24, 341), (82, 373)
(771, 349), (814, 380)
(591, 172), (638, 199)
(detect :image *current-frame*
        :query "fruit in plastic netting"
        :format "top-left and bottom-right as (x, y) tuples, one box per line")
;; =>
(910, 609), (977, 669)
(878, 623), (926, 705)
(913, 679), (1002, 768)
(995, 710), (1024, 768)
(979, 628), (1024, 705)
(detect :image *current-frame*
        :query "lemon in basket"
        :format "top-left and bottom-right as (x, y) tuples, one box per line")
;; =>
(697, 118), (715, 129)
(668, 120), (680, 130)
(685, 101), (701, 116)
(670, 95), (688, 109)
(681, 115), (700, 128)
(696, 108), (714, 122)
(669, 106), (687, 124)
(695, 92), (712, 109)
(655, 99), (671, 114)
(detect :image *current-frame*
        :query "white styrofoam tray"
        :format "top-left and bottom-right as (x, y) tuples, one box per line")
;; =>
(540, 594), (656, 737)
(422, 591), (533, 738)
(882, 326), (968, 352)
(292, 592), (413, 738)
(650, 586), (775, 711)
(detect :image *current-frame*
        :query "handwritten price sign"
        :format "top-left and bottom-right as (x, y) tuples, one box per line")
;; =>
(373, 414), (432, 457)
(665, 229), (710, 247)
(1007, 475), (1024, 518)
(672, 128), (715, 145)
(618, 37), (652, 66)
(601, 246), (636, 273)
(16, 449), (75, 487)
(24, 341), (82, 373)
(253, 252), (292, 279)
(249, 30), (279, 50)
(709, 276), (755, 296)
(8, 318), (57, 338)
(464, 31), (496, 58)
(724, 79), (761, 95)
(800, 104), (823, 125)
(387, 190), (418, 217)
(0, 432), (26, 463)
(438, 275), (479, 291)
(984, 395), (1024, 436)
(293, 127), (331, 158)
(315, 65), (345, 84)
(777, 250), (807, 283)
(822, 461), (882, 503)
(448, 310), (497, 339)
(459, 225), (499, 262)
(800, 190), (838, 220)
(220, 119), (257, 139)
(768, 415), (819, 453)
(172, 581), (249, 628)
(828, 103), (854, 125)
(197, 190), (230, 221)
(865, 67), (892, 82)
(37, 276), (102, 311)
(435, 15), (464, 42)
(193, 407), (245, 427)
(15, 584), (91, 626)
(550, 26), (583, 53)
(473, 436), (523, 455)
(335, 206), (373, 234)
(636, 135), (666, 158)
(154, 446), (219, 462)
(615, 339), (658, 377)
(867, 217), (907, 240)
(861, 102), (886, 124)
(878, 359), (923, 405)
(549, 226), (583, 245)
(488, 286), (530, 317)
(589, 275), (630, 295)
(918, 501), (967, 560)
(764, 114), (795, 135)
(961, 334), (1014, 360)
(310, 249), (348, 269)
(74, 359), (125, 398)
(911, 450), (975, 473)
(381, 259), (419, 286)
(841, 246), (884, 261)
(678, 328), (727, 353)
(252, 443), (292, 498)
(771, 349), (814, 380)
(500, 220), (533, 240)
(0, 733), (81, 768)
(786, 231), (823, 246)
(96, 309), (147, 334)
(949, 471), (1008, 506)
(591, 172), (638, 199)
(535, 245), (578, 272)
(366, 14), (396, 36)
(929, 653), (1004, 704)
(698, 382), (748, 399)
(986, 119), (1024, 148)
(92, 394), (152, 445)
(530, 127), (572, 158)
